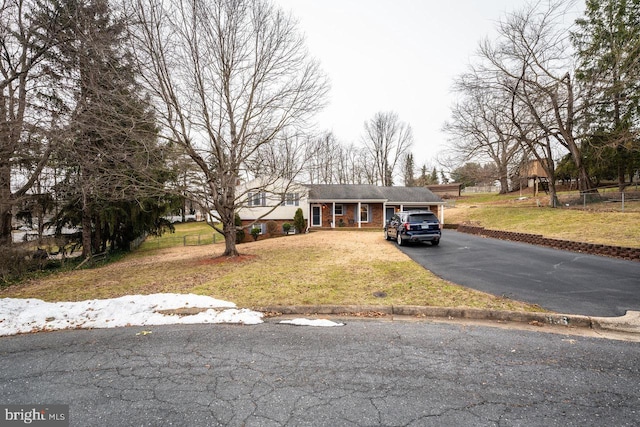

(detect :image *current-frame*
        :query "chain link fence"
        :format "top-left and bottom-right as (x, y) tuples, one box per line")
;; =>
(136, 233), (221, 252)
(557, 188), (640, 212)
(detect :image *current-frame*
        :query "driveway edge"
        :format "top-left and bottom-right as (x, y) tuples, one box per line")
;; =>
(254, 305), (640, 334)
(454, 224), (640, 262)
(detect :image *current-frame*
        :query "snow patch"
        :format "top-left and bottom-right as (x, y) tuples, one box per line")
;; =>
(0, 293), (263, 336)
(280, 318), (345, 327)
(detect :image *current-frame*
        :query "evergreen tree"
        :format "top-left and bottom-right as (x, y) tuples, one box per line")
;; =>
(429, 167), (438, 185)
(293, 208), (306, 234)
(573, 0), (640, 188)
(47, 0), (172, 256)
(403, 153), (416, 186)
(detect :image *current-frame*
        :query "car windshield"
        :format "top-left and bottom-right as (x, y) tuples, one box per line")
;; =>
(407, 213), (437, 223)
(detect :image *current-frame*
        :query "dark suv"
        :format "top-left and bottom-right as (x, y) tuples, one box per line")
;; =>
(384, 210), (441, 246)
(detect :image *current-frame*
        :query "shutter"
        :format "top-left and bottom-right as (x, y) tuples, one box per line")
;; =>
(247, 192), (253, 207)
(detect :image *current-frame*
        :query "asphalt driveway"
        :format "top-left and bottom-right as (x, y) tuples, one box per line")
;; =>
(394, 230), (640, 317)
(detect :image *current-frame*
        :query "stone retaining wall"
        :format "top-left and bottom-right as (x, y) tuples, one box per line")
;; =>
(454, 224), (640, 262)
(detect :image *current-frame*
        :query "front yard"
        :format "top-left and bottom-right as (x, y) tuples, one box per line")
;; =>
(0, 229), (542, 312)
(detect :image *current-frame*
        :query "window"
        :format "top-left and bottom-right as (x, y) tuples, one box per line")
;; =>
(284, 193), (299, 206)
(334, 204), (343, 215)
(360, 204), (369, 223)
(251, 223), (266, 234)
(248, 192), (266, 207)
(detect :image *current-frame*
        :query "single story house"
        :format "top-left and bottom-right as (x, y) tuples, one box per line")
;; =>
(236, 181), (445, 234)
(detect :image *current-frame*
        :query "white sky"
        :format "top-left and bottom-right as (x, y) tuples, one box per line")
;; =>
(0, 294), (343, 336)
(274, 0), (584, 170)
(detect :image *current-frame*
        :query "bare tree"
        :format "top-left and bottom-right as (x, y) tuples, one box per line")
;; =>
(362, 111), (413, 186)
(487, 1), (593, 197)
(306, 131), (340, 184)
(341, 144), (368, 184)
(445, 71), (524, 193)
(130, 0), (327, 256)
(0, 0), (67, 245)
(247, 132), (313, 182)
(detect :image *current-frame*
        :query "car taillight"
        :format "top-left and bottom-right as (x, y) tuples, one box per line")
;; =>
(404, 223), (411, 231)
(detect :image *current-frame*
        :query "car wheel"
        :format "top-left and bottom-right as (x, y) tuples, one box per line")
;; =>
(397, 233), (404, 246)
(431, 240), (440, 246)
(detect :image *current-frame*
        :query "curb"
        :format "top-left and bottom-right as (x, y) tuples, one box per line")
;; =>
(254, 305), (640, 335)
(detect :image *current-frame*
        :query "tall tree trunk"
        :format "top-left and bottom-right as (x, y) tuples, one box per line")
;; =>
(498, 176), (510, 194)
(0, 164), (12, 245)
(219, 200), (239, 257)
(93, 214), (102, 254)
(222, 220), (239, 257)
(617, 146), (628, 191)
(81, 195), (92, 259)
(498, 163), (509, 194)
(543, 148), (559, 208)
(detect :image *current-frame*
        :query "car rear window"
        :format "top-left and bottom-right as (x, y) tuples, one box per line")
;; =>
(407, 213), (437, 222)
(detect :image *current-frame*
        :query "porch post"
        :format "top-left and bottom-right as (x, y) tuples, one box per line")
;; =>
(439, 204), (444, 226)
(332, 202), (336, 228)
(382, 202), (386, 227)
(357, 201), (361, 228)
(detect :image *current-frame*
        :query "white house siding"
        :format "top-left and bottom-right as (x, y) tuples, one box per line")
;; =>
(235, 178), (310, 224)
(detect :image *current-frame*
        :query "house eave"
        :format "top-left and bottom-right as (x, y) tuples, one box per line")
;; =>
(391, 201), (446, 205)
(308, 199), (387, 204)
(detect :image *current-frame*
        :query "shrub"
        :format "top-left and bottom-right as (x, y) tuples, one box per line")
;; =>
(0, 247), (27, 285)
(250, 226), (261, 241)
(234, 213), (245, 244)
(266, 220), (279, 235)
(0, 246), (54, 286)
(293, 208), (305, 234)
(282, 223), (292, 234)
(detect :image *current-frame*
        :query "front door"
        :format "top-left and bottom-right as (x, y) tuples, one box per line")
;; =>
(385, 207), (395, 224)
(311, 205), (322, 227)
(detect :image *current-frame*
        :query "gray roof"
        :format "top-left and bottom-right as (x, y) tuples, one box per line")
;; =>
(306, 184), (444, 204)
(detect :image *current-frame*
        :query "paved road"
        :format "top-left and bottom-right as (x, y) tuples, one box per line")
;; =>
(394, 230), (640, 317)
(1, 322), (639, 426)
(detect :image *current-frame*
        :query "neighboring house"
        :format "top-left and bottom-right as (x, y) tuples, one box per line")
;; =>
(236, 181), (445, 235)
(426, 183), (462, 198)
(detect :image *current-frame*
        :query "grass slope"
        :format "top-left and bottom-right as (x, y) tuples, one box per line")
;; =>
(446, 193), (640, 248)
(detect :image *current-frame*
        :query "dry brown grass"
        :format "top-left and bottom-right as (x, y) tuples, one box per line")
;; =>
(0, 230), (542, 312)
(445, 195), (640, 248)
